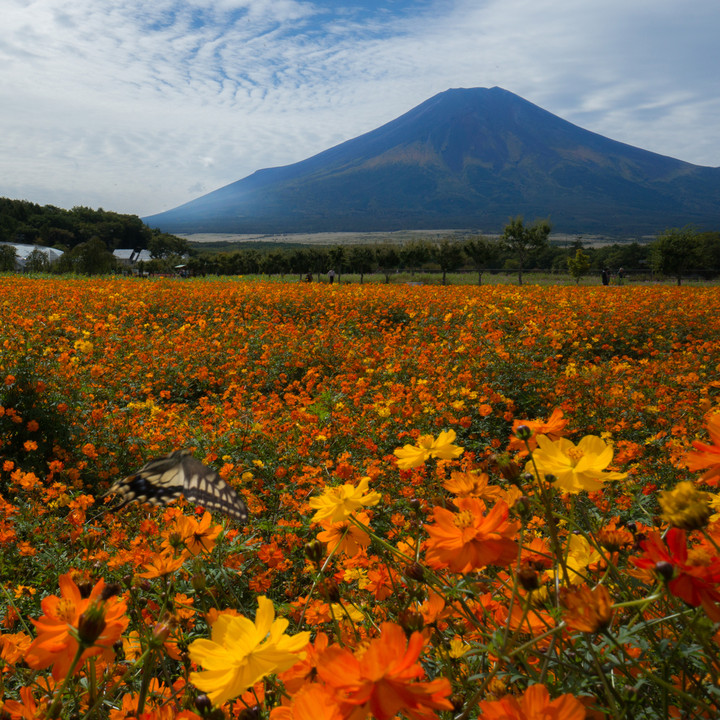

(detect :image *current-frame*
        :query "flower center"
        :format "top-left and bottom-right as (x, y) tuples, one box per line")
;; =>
(56, 598), (77, 624)
(453, 510), (475, 529)
(567, 447), (584, 465)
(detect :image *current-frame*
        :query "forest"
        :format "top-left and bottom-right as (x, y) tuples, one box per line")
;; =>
(2, 197), (720, 285)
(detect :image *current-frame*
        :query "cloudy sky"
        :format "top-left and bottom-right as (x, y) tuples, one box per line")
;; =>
(2, 0), (719, 218)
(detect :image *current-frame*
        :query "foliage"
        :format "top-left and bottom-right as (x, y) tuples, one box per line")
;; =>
(3, 277), (720, 717)
(650, 226), (700, 285)
(501, 216), (552, 285)
(567, 248), (591, 284)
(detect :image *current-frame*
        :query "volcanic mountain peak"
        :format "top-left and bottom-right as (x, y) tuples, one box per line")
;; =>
(144, 87), (720, 235)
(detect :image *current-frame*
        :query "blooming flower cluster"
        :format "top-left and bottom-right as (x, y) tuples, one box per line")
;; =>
(3, 276), (720, 717)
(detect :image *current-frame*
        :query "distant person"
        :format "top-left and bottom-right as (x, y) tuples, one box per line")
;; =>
(304, 272), (313, 283)
(601, 268), (610, 286)
(328, 269), (336, 284)
(618, 267), (625, 285)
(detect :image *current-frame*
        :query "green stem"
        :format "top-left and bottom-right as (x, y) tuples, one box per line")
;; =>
(46, 644), (85, 719)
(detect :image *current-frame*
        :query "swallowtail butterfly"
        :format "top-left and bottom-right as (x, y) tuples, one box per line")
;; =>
(107, 449), (248, 522)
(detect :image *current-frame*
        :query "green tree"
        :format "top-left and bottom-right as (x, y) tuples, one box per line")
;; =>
(567, 248), (591, 284)
(463, 235), (496, 285)
(434, 239), (464, 285)
(375, 245), (400, 283)
(148, 232), (189, 259)
(24, 247), (50, 273)
(650, 226), (699, 285)
(501, 216), (551, 285)
(327, 246), (346, 284)
(349, 246), (375, 284)
(399, 241), (432, 275)
(0, 244), (17, 271)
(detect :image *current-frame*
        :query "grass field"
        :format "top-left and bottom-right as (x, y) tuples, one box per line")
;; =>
(2, 275), (720, 718)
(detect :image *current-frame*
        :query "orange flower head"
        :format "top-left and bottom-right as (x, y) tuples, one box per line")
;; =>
(559, 583), (614, 634)
(25, 573), (128, 680)
(424, 498), (520, 573)
(317, 622), (452, 720)
(508, 408), (568, 454)
(477, 683), (586, 720)
(681, 413), (720, 486)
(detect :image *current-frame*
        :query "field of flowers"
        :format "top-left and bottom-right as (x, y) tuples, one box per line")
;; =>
(2, 275), (720, 719)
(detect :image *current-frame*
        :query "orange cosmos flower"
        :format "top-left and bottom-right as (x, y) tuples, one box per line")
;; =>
(442, 470), (504, 501)
(138, 550), (187, 578)
(477, 683), (586, 719)
(424, 498), (520, 573)
(559, 583), (614, 634)
(163, 512), (222, 556)
(508, 408), (568, 454)
(25, 573), (128, 680)
(317, 512), (371, 557)
(681, 413), (720, 486)
(270, 684), (345, 720)
(317, 622), (453, 720)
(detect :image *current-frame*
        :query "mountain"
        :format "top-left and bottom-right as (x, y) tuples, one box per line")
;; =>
(143, 87), (720, 235)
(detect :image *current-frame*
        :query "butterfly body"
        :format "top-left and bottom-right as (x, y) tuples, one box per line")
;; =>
(108, 449), (248, 522)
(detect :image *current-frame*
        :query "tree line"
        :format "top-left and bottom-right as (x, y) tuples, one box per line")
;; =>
(1, 197), (720, 283)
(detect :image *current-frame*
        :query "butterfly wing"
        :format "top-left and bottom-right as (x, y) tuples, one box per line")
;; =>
(178, 454), (248, 522)
(108, 450), (248, 522)
(108, 450), (187, 509)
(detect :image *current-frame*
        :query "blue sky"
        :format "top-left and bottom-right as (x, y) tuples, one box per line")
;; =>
(2, 0), (719, 217)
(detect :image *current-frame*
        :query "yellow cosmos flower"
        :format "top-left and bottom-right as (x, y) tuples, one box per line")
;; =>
(309, 477), (381, 524)
(394, 430), (464, 470)
(189, 596), (310, 707)
(529, 434), (626, 494)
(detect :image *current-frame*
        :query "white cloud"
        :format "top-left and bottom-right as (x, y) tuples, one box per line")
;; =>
(1, 0), (719, 216)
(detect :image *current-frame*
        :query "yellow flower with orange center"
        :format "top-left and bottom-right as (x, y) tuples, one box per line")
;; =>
(189, 596), (310, 707)
(394, 430), (464, 470)
(309, 477), (380, 524)
(528, 434), (627, 494)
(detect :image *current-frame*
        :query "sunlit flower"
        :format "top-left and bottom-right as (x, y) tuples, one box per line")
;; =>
(681, 413), (720, 486)
(529, 434), (627, 494)
(138, 550), (187, 578)
(443, 470), (503, 500)
(631, 529), (720, 622)
(559, 583), (614, 633)
(309, 477), (381, 524)
(394, 430), (464, 470)
(189, 596), (310, 707)
(163, 512), (222, 556)
(317, 622), (453, 720)
(477, 683), (586, 720)
(269, 684), (344, 720)
(316, 512), (371, 557)
(508, 408), (568, 454)
(25, 573), (128, 680)
(659, 481), (712, 530)
(424, 498), (520, 573)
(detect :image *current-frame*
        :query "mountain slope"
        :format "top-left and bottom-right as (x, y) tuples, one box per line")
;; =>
(143, 87), (720, 234)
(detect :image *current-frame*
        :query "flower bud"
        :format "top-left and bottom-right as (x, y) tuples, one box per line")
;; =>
(192, 573), (207, 593)
(515, 425), (533, 441)
(655, 561), (675, 582)
(304, 539), (324, 565)
(517, 565), (541, 591)
(318, 578), (340, 604)
(399, 609), (424, 635)
(77, 602), (107, 646)
(404, 562), (426, 582)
